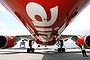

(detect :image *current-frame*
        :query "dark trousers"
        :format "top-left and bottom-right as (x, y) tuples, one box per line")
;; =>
(82, 50), (88, 57)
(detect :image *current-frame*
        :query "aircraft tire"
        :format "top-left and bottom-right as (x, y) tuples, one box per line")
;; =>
(57, 48), (65, 52)
(27, 48), (34, 53)
(57, 48), (62, 52)
(31, 48), (34, 53)
(62, 48), (65, 52)
(27, 48), (30, 53)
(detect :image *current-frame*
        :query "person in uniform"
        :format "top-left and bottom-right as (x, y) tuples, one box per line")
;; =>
(80, 44), (88, 57)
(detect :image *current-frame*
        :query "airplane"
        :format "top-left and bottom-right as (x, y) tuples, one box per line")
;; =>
(0, 0), (90, 53)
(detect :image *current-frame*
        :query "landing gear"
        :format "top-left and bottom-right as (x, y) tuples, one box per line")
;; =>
(57, 48), (65, 52)
(56, 40), (65, 52)
(27, 40), (34, 53)
(27, 48), (34, 53)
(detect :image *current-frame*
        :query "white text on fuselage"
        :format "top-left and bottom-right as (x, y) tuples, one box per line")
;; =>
(26, 2), (58, 42)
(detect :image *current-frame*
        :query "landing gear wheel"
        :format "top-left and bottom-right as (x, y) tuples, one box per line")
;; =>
(57, 40), (65, 52)
(27, 48), (34, 53)
(58, 48), (65, 52)
(57, 48), (62, 52)
(62, 48), (65, 52)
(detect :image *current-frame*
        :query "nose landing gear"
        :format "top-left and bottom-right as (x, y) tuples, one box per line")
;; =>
(27, 40), (34, 53)
(56, 40), (65, 52)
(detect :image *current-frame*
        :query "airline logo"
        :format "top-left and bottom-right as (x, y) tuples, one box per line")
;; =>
(26, 2), (58, 26)
(26, 2), (58, 42)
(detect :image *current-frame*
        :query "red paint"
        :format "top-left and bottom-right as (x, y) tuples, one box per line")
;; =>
(76, 35), (88, 48)
(0, 0), (86, 45)
(76, 36), (85, 45)
(5, 36), (16, 48)
(35, 15), (42, 22)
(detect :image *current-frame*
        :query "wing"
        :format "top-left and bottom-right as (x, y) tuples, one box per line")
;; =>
(13, 35), (34, 41)
(56, 34), (77, 41)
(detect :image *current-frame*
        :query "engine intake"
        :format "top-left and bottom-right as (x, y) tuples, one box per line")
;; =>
(0, 36), (16, 48)
(0, 36), (7, 48)
(76, 35), (90, 48)
(85, 35), (90, 47)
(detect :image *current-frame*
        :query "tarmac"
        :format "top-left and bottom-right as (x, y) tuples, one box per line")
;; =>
(0, 49), (90, 60)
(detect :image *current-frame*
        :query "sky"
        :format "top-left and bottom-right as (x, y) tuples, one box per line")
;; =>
(0, 3), (30, 36)
(0, 3), (90, 48)
(62, 3), (90, 35)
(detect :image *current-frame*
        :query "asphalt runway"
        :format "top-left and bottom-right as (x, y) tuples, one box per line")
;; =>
(0, 49), (90, 60)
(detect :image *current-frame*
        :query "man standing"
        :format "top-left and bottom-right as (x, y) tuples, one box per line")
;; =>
(80, 44), (88, 57)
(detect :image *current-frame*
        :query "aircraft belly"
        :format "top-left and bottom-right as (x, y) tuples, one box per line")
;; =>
(0, 0), (86, 45)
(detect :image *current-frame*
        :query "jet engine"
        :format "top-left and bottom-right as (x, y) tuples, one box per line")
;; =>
(76, 35), (90, 48)
(0, 35), (16, 48)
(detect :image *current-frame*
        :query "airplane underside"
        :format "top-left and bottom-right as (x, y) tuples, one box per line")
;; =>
(0, 0), (90, 53)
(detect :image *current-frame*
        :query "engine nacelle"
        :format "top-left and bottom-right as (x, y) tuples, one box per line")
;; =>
(76, 35), (90, 48)
(0, 36), (16, 48)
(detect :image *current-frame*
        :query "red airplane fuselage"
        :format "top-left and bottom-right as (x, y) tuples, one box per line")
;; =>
(0, 0), (86, 45)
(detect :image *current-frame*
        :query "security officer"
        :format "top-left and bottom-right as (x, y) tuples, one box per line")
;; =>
(80, 44), (88, 57)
